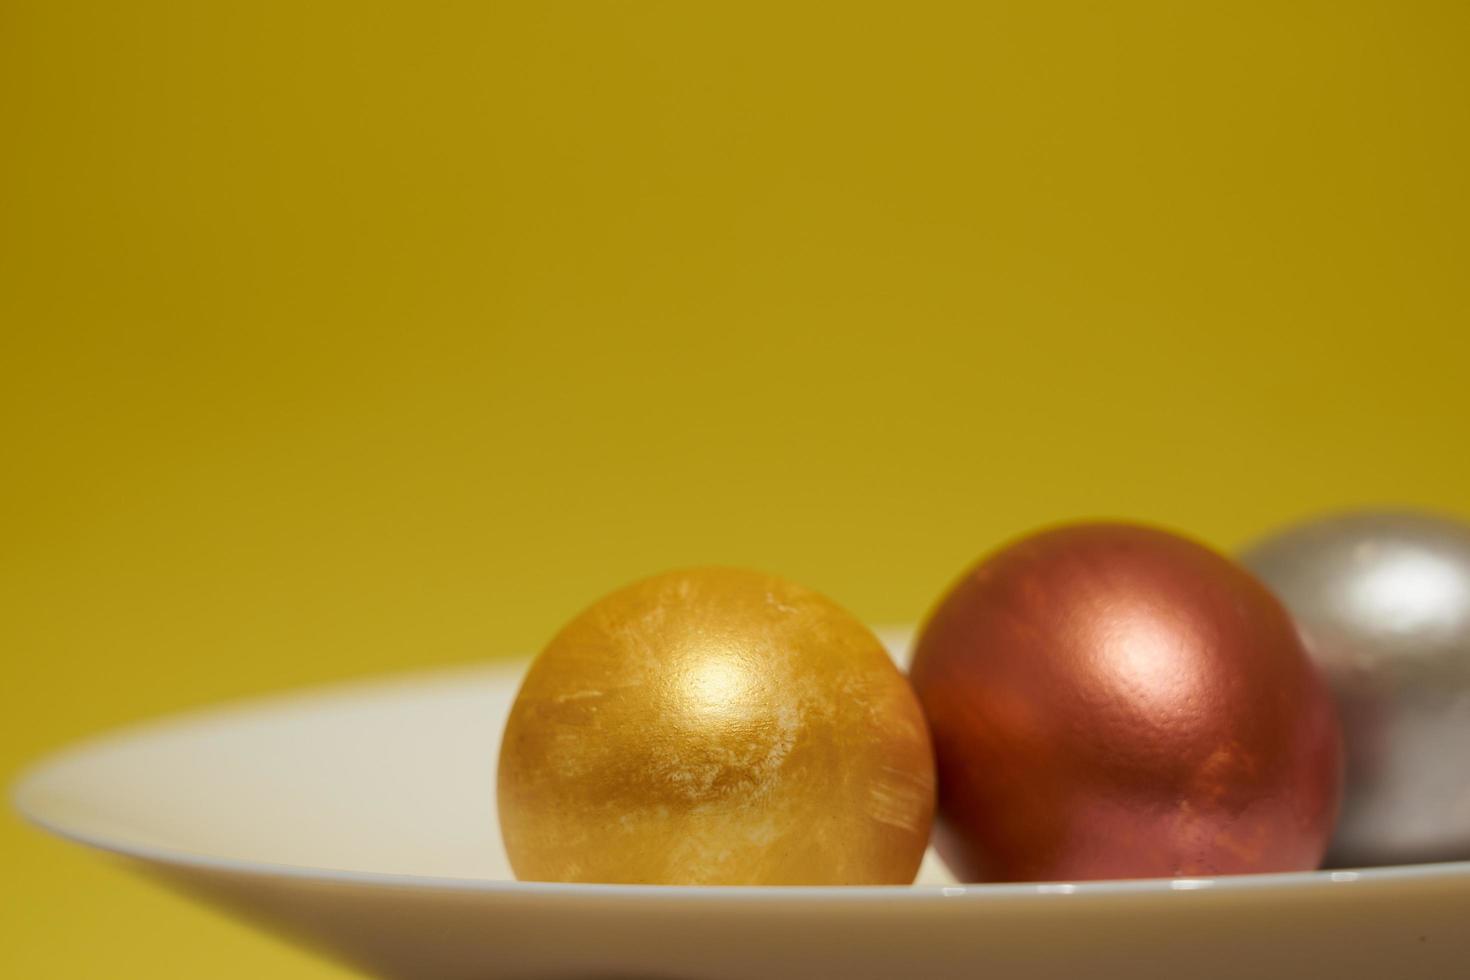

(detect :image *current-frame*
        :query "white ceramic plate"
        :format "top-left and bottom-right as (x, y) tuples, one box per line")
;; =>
(13, 630), (1470, 979)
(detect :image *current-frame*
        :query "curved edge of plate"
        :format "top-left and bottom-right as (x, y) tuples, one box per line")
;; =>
(13, 642), (1470, 904)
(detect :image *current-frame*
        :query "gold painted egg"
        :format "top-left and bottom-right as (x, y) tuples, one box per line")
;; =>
(497, 567), (936, 885)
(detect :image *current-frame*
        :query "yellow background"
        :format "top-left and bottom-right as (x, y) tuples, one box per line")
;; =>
(3, 1), (1468, 975)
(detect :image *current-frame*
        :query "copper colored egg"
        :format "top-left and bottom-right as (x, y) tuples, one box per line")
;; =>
(909, 523), (1343, 882)
(497, 567), (936, 885)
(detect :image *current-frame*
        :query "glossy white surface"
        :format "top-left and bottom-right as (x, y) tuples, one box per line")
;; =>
(13, 630), (1470, 979)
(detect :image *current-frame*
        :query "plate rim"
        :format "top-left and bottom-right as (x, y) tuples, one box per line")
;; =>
(17, 794), (1470, 902)
(13, 653), (1470, 905)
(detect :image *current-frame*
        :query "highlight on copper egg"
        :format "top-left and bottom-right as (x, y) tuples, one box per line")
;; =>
(497, 567), (936, 885)
(909, 522), (1343, 883)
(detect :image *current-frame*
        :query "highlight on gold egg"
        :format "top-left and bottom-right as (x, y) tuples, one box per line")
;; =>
(497, 567), (936, 885)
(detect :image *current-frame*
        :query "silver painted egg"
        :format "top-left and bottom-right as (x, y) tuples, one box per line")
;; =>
(1242, 511), (1470, 866)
